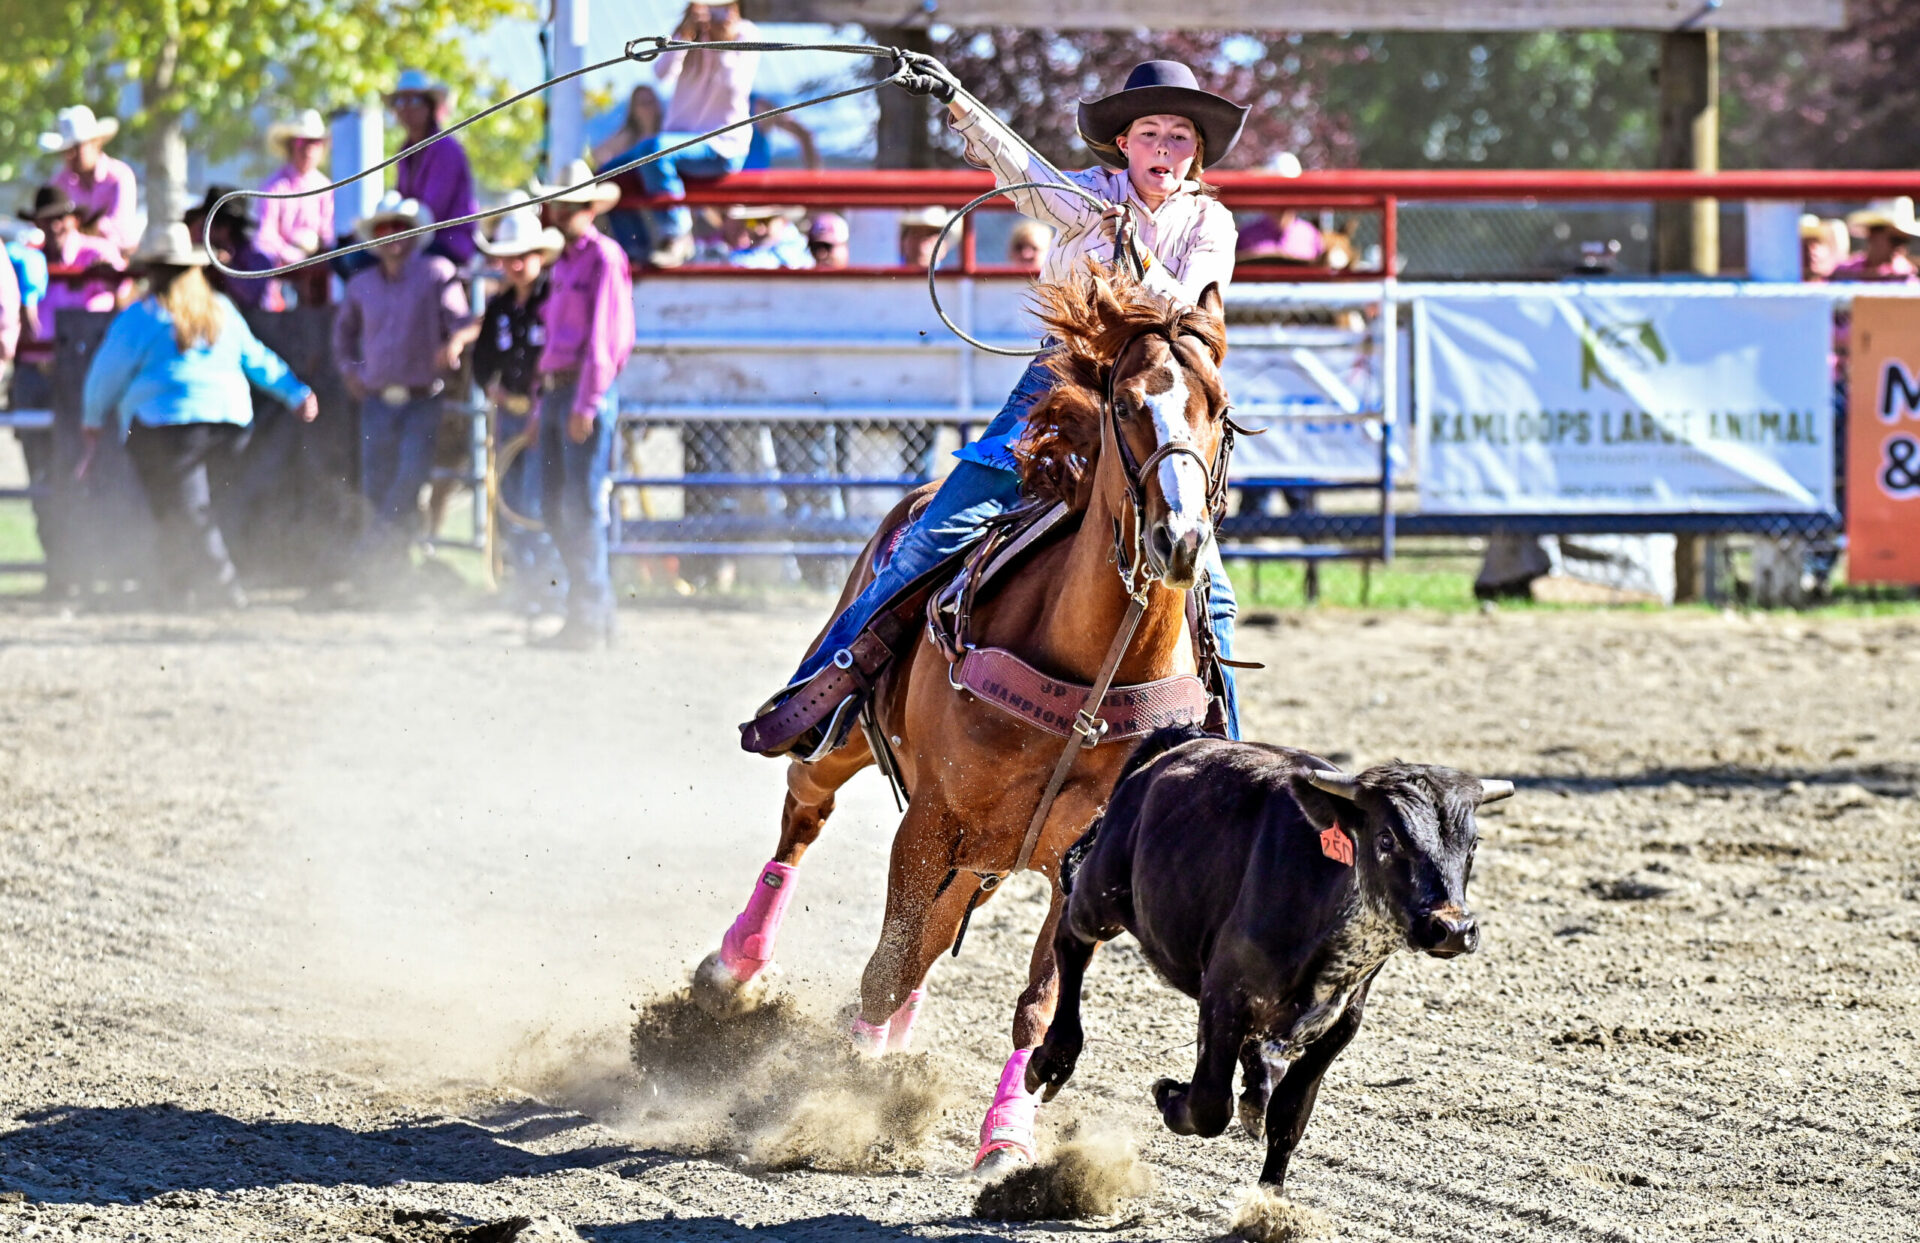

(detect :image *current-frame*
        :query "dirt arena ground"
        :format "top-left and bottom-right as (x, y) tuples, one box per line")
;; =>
(1, 597), (1916, 1242)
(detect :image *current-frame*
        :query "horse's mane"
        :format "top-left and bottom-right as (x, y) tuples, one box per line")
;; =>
(1012, 263), (1227, 509)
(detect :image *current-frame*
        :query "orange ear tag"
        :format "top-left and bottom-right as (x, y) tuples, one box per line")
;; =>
(1320, 822), (1354, 867)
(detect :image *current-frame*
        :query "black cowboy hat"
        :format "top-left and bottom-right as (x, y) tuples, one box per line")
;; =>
(188, 185), (255, 234)
(18, 185), (79, 223)
(1076, 61), (1249, 170)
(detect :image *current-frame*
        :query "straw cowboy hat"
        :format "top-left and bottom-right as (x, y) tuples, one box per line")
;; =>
(268, 109), (329, 152)
(18, 186), (79, 223)
(1846, 198), (1920, 241)
(898, 206), (953, 232)
(385, 69), (452, 107)
(532, 160), (620, 208)
(479, 203), (564, 258)
(1076, 60), (1249, 170)
(356, 191), (433, 237)
(38, 105), (120, 154)
(130, 222), (210, 268)
(725, 204), (804, 222)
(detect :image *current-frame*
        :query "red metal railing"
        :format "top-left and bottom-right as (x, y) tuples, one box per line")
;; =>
(619, 167), (1920, 281)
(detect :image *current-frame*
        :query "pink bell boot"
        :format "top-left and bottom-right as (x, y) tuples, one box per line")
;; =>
(719, 861), (797, 982)
(849, 1014), (891, 1057)
(973, 1048), (1041, 1170)
(884, 989), (925, 1053)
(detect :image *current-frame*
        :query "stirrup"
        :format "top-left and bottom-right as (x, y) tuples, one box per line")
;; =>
(739, 661), (865, 759)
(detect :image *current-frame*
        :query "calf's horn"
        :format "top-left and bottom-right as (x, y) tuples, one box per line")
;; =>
(1305, 770), (1361, 801)
(1478, 779), (1515, 804)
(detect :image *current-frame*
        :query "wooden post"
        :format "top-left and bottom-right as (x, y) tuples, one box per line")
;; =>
(1655, 30), (1719, 276)
(874, 26), (935, 169)
(1657, 29), (1718, 600)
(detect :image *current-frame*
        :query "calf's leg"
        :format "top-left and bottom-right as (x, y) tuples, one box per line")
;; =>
(1238, 1041), (1274, 1140)
(1259, 980), (1371, 1189)
(1154, 990), (1245, 1139)
(1025, 914), (1103, 1100)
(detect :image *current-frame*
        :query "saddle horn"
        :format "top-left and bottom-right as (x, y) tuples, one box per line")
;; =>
(1478, 779), (1515, 804)
(1305, 770), (1361, 802)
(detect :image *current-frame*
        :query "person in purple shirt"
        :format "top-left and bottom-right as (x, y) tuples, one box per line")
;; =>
(388, 71), (478, 269)
(186, 187), (282, 313)
(332, 192), (478, 589)
(257, 109), (336, 307)
(40, 106), (140, 254)
(532, 162), (634, 650)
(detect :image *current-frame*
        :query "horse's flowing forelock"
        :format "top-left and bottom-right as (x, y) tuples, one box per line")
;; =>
(1012, 263), (1227, 509)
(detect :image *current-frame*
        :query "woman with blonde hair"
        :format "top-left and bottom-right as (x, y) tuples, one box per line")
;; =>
(81, 223), (318, 609)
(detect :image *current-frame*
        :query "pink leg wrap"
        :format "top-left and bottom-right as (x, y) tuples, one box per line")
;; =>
(849, 1014), (891, 1057)
(884, 989), (925, 1053)
(719, 861), (797, 982)
(974, 1049), (1041, 1167)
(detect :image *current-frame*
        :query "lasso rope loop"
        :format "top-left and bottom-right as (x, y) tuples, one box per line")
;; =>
(207, 38), (1121, 358)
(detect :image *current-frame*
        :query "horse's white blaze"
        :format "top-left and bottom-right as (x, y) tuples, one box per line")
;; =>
(1144, 366), (1209, 541)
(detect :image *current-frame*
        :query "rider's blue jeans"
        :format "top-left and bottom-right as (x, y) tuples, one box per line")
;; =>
(790, 358), (1240, 737)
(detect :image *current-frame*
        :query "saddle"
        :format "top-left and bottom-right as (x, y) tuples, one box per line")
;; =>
(738, 498), (1228, 760)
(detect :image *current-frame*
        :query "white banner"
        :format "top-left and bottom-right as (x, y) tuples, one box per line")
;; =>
(1414, 294), (1835, 514)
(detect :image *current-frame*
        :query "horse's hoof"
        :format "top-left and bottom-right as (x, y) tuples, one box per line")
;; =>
(690, 950), (778, 1017)
(1238, 1097), (1266, 1141)
(970, 1142), (1033, 1182)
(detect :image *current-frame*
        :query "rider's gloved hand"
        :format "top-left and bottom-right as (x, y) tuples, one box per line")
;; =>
(896, 51), (962, 103)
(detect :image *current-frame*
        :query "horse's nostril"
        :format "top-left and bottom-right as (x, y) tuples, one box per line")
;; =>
(1148, 523), (1175, 566)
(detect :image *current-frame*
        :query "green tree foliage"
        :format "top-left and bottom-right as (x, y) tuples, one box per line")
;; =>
(1304, 32), (1660, 169)
(0, 0), (540, 220)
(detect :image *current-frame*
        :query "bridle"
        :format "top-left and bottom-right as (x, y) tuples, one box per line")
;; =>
(1099, 327), (1239, 599)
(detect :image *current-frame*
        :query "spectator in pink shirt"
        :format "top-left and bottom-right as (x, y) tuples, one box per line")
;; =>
(257, 109), (336, 305)
(1832, 199), (1920, 283)
(40, 107), (141, 254)
(533, 162), (634, 649)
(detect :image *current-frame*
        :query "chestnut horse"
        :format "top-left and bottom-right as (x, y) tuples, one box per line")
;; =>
(698, 267), (1235, 1173)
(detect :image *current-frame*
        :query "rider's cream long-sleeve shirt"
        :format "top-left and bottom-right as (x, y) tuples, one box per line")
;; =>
(949, 98), (1238, 304)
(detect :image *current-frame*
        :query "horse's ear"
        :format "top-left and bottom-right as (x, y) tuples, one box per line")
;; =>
(1196, 282), (1225, 323)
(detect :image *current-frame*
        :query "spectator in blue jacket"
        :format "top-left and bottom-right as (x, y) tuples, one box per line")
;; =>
(80, 223), (318, 609)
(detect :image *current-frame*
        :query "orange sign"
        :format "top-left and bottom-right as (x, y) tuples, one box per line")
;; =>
(1847, 299), (1920, 585)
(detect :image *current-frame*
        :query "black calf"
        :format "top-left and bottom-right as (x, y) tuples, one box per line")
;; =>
(1031, 724), (1512, 1188)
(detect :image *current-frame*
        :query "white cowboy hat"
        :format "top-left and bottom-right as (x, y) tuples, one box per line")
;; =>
(898, 206), (953, 231)
(479, 202), (565, 258)
(532, 160), (620, 208)
(131, 222), (210, 267)
(385, 69), (452, 107)
(268, 109), (329, 152)
(38, 105), (120, 154)
(1846, 198), (1920, 241)
(724, 203), (804, 222)
(356, 191), (433, 237)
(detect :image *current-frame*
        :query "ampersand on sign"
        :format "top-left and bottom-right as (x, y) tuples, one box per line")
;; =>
(1883, 435), (1920, 496)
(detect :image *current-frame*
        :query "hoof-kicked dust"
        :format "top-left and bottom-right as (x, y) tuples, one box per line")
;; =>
(973, 1131), (1154, 1221)
(1228, 1186), (1334, 1242)
(623, 989), (954, 1173)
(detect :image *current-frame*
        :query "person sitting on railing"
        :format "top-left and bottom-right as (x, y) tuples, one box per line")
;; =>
(78, 223), (318, 611)
(1831, 199), (1920, 283)
(746, 58), (1250, 753)
(1235, 208), (1322, 265)
(595, 86), (664, 262)
(472, 201), (565, 617)
(332, 193), (478, 591)
(256, 110), (336, 307)
(532, 162), (634, 650)
(389, 70), (479, 269)
(724, 204), (812, 269)
(744, 92), (821, 173)
(806, 213), (850, 269)
(1800, 215), (1848, 282)
(41, 106), (140, 254)
(604, 3), (762, 269)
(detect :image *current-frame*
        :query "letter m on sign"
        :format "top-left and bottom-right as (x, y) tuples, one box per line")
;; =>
(1880, 360), (1920, 424)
